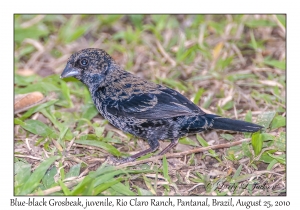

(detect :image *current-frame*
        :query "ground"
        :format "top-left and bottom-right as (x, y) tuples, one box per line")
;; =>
(14, 14), (286, 195)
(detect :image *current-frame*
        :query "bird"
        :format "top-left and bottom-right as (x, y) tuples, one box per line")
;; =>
(60, 48), (263, 164)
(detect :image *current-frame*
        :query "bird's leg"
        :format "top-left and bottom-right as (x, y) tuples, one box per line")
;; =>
(157, 138), (179, 156)
(124, 147), (156, 162)
(107, 140), (159, 165)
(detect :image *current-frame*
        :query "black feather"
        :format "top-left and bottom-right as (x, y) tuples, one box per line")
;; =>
(205, 114), (263, 132)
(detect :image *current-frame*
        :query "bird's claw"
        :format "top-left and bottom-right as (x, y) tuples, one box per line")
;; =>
(105, 156), (135, 165)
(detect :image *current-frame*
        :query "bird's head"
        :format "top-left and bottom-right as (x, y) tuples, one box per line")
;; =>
(60, 48), (113, 90)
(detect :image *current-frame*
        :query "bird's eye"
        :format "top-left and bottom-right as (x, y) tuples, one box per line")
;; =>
(80, 58), (89, 66)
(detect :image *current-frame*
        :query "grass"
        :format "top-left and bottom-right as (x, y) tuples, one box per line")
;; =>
(14, 14), (286, 196)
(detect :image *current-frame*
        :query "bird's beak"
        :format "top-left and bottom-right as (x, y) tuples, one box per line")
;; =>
(60, 63), (80, 79)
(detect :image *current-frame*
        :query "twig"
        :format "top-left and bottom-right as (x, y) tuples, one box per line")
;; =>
(14, 154), (43, 160)
(21, 15), (45, 28)
(155, 39), (176, 67)
(187, 183), (204, 192)
(116, 138), (251, 169)
(25, 138), (32, 151)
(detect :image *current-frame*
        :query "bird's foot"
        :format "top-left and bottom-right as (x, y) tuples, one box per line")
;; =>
(105, 156), (135, 165)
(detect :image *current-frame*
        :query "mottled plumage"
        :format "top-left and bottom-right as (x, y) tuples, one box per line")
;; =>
(61, 48), (263, 163)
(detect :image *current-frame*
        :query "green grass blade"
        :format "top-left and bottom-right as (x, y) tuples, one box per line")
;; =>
(19, 156), (59, 195)
(75, 140), (121, 157)
(93, 178), (123, 195)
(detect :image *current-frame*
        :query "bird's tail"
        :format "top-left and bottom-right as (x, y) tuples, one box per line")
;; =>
(206, 114), (263, 132)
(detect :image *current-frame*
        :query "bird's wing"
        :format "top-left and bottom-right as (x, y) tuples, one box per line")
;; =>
(105, 87), (205, 119)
